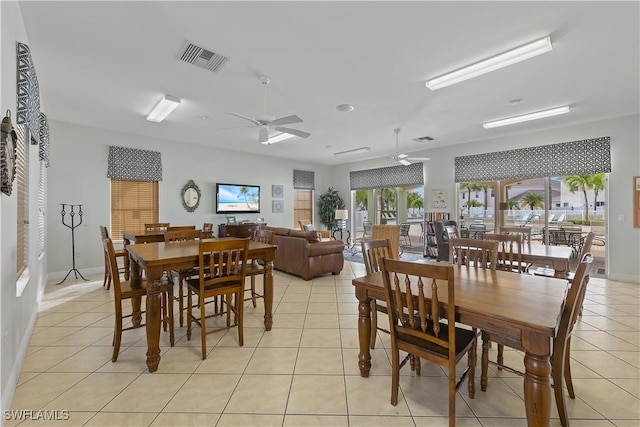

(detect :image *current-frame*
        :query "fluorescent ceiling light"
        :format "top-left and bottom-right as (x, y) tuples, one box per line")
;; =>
(265, 132), (295, 144)
(146, 95), (181, 122)
(483, 105), (571, 129)
(333, 147), (371, 156)
(398, 159), (412, 166)
(426, 36), (552, 90)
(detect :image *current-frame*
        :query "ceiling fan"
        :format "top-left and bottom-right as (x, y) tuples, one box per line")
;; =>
(228, 75), (311, 145)
(390, 128), (430, 165)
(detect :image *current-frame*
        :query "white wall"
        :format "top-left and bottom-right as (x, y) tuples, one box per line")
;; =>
(46, 120), (332, 276)
(330, 115), (640, 283)
(1, 1), (49, 419)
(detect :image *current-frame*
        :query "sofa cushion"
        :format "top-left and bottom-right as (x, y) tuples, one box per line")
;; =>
(264, 226), (291, 236)
(290, 229), (321, 243)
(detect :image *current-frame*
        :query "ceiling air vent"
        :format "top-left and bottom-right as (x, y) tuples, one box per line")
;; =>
(177, 41), (230, 73)
(413, 136), (435, 142)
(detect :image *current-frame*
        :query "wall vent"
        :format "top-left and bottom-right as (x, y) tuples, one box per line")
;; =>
(413, 136), (435, 142)
(177, 41), (230, 73)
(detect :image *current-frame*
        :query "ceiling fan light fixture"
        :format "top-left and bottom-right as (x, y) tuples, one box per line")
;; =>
(146, 95), (181, 122)
(426, 36), (552, 90)
(334, 147), (371, 156)
(265, 132), (295, 144)
(483, 105), (571, 129)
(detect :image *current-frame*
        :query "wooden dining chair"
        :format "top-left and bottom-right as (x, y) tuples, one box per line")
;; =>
(186, 238), (249, 359)
(202, 222), (214, 238)
(372, 224), (400, 259)
(361, 238), (394, 350)
(498, 226), (532, 244)
(99, 225), (127, 290)
(165, 229), (202, 327)
(483, 233), (524, 273)
(244, 229), (275, 307)
(449, 238), (498, 270)
(381, 258), (476, 426)
(481, 255), (594, 427)
(167, 225), (196, 232)
(145, 222), (170, 231)
(103, 237), (174, 362)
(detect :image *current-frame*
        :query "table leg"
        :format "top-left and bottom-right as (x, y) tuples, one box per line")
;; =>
(144, 266), (163, 373)
(263, 260), (274, 331)
(129, 257), (142, 328)
(552, 260), (569, 278)
(522, 331), (552, 427)
(123, 237), (131, 281)
(355, 287), (372, 377)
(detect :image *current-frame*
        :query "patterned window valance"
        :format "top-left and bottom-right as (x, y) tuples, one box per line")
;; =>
(16, 42), (40, 145)
(293, 169), (315, 189)
(454, 137), (611, 182)
(350, 162), (424, 190)
(107, 146), (163, 181)
(39, 113), (49, 167)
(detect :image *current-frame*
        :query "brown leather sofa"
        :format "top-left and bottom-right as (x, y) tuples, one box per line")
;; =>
(263, 226), (345, 280)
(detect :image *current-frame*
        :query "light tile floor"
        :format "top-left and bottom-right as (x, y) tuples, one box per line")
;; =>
(8, 261), (640, 426)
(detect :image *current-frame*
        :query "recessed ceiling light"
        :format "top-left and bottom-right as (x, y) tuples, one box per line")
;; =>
(508, 98), (523, 105)
(336, 104), (355, 112)
(200, 115), (211, 120)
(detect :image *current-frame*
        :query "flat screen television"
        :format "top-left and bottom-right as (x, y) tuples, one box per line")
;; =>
(216, 183), (261, 214)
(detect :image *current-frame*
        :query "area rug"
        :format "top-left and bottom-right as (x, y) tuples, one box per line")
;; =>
(344, 247), (427, 264)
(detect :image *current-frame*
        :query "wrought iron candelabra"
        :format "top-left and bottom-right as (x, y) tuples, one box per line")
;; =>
(56, 203), (88, 284)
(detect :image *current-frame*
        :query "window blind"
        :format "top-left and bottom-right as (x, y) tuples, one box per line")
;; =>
(110, 179), (159, 239)
(350, 162), (424, 190)
(454, 137), (611, 182)
(16, 124), (28, 276)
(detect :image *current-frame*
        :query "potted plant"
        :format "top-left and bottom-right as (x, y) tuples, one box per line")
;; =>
(318, 187), (345, 230)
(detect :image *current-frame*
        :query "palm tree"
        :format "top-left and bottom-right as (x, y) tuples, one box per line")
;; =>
(239, 186), (252, 209)
(407, 191), (424, 215)
(520, 192), (545, 211)
(459, 182), (483, 214)
(563, 174), (603, 221)
(355, 190), (368, 210)
(590, 173), (606, 218)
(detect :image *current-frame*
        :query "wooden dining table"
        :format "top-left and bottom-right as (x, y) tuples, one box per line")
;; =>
(353, 266), (569, 427)
(522, 243), (573, 277)
(125, 237), (277, 373)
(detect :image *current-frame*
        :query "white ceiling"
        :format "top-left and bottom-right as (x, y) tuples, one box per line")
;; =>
(18, 1), (639, 166)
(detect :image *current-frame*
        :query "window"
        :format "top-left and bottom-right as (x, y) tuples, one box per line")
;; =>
(110, 179), (158, 240)
(16, 126), (29, 277)
(293, 189), (313, 228)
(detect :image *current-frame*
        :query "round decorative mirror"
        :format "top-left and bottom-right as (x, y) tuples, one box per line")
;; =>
(181, 180), (201, 212)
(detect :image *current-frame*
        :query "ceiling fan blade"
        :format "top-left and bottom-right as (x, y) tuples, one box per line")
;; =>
(258, 126), (269, 143)
(274, 127), (310, 139)
(270, 115), (303, 126)
(227, 112), (261, 126)
(397, 153), (409, 159)
(408, 157), (431, 161)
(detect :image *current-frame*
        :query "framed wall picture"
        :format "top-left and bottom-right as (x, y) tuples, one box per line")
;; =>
(272, 184), (283, 198)
(272, 200), (283, 213)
